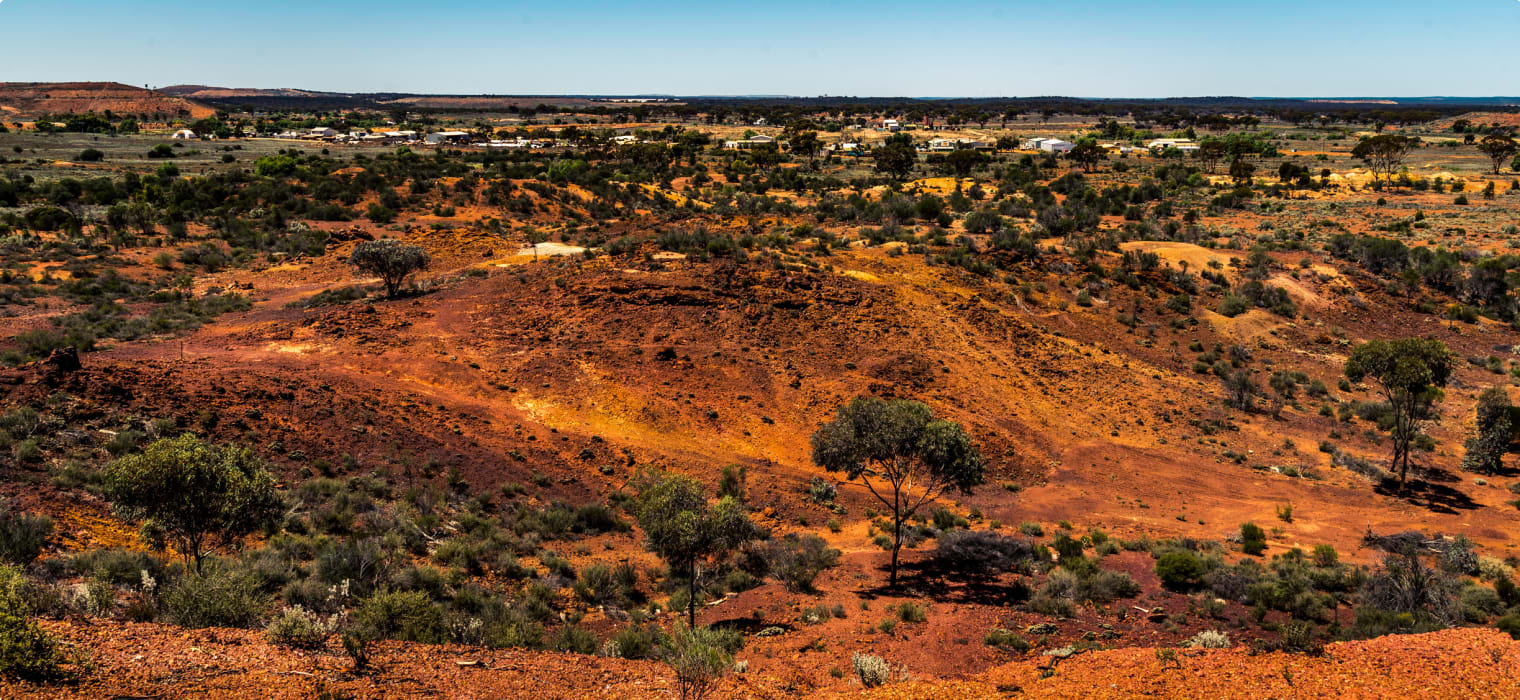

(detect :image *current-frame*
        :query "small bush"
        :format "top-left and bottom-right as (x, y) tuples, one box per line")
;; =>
(895, 602), (926, 624)
(1187, 629), (1230, 648)
(550, 625), (598, 655)
(162, 564), (268, 629)
(1155, 550), (1205, 590)
(761, 533), (841, 593)
(805, 477), (837, 504)
(1498, 613), (1520, 640)
(1439, 535), (1477, 576)
(265, 605), (335, 649)
(0, 566), (74, 680)
(669, 625), (733, 700)
(1240, 522), (1267, 556)
(607, 624), (667, 660)
(852, 652), (897, 688)
(1477, 555), (1514, 582)
(933, 529), (1034, 576)
(0, 502), (52, 566)
(983, 628), (1030, 651)
(354, 590), (448, 643)
(573, 562), (638, 607)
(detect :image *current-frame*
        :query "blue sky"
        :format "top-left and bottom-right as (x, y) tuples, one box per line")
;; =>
(1, 0), (1517, 97)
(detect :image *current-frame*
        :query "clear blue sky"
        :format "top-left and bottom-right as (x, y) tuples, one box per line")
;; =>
(2, 0), (1517, 97)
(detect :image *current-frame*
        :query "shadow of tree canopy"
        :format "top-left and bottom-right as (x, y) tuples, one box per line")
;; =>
(853, 550), (1035, 607)
(1374, 469), (1479, 514)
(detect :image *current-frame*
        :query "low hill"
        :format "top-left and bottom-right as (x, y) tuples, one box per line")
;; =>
(158, 84), (340, 99)
(0, 81), (215, 119)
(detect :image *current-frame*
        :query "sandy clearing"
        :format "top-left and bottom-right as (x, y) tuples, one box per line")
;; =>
(517, 242), (588, 257)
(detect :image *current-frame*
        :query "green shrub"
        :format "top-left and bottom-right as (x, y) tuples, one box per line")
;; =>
(1459, 585), (1505, 623)
(608, 623), (667, 660)
(0, 502), (52, 566)
(895, 601), (927, 624)
(983, 628), (1030, 651)
(432, 538), (482, 574)
(482, 607), (544, 649)
(550, 624), (598, 654)
(0, 567), (73, 680)
(162, 564), (268, 628)
(1240, 522), (1267, 556)
(265, 605), (334, 649)
(1218, 293), (1251, 317)
(354, 590), (447, 643)
(1498, 613), (1520, 640)
(805, 476), (837, 504)
(573, 562), (638, 607)
(760, 533), (841, 593)
(1155, 550), (1205, 590)
(666, 625), (734, 700)
(931, 506), (968, 531)
(68, 549), (167, 586)
(1187, 629), (1230, 648)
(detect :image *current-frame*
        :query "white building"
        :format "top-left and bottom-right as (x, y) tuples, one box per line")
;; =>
(929, 138), (991, 152)
(722, 134), (777, 150)
(883, 119), (901, 132)
(425, 131), (473, 145)
(1147, 138), (1199, 153)
(308, 127), (339, 139)
(171, 129), (199, 140)
(1022, 137), (1074, 153)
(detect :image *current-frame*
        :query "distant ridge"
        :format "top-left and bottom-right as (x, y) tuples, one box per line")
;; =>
(0, 82), (215, 119)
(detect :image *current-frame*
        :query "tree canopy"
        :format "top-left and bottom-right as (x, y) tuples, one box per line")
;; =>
(1344, 338), (1452, 488)
(1477, 135), (1519, 175)
(633, 473), (757, 627)
(810, 397), (983, 586)
(103, 434), (283, 570)
(1351, 134), (1416, 182)
(1068, 139), (1106, 173)
(873, 133), (917, 181)
(1462, 387), (1512, 475)
(348, 239), (431, 298)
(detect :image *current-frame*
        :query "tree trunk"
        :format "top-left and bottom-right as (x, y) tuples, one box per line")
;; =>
(688, 560), (697, 628)
(890, 512), (902, 587)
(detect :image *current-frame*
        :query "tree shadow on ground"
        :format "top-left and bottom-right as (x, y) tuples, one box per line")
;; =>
(853, 558), (1029, 607)
(1374, 471), (1479, 514)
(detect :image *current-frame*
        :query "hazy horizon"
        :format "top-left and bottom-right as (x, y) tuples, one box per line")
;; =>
(2, 0), (1518, 98)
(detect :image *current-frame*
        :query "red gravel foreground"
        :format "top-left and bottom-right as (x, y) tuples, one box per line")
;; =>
(836, 628), (1520, 699)
(5, 622), (1517, 698)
